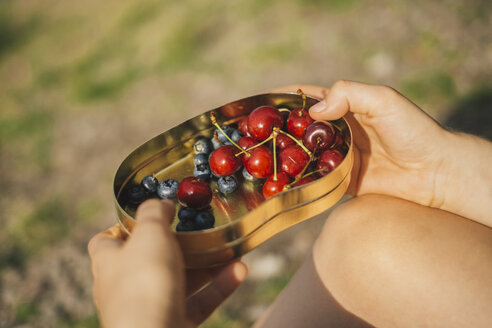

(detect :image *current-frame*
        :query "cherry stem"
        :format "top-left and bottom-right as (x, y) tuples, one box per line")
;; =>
(288, 140), (319, 188)
(235, 135), (272, 157)
(273, 132), (278, 181)
(301, 168), (329, 178)
(277, 129), (312, 156)
(210, 112), (250, 156)
(297, 89), (306, 113)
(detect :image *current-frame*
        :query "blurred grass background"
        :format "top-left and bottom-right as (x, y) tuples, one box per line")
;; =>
(0, 0), (490, 326)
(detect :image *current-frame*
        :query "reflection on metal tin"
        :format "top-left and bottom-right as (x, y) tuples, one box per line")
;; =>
(113, 93), (353, 268)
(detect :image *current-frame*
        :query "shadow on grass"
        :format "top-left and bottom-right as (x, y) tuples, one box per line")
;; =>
(444, 87), (492, 140)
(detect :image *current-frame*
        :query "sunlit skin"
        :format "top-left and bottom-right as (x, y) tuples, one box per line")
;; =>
(89, 81), (492, 328)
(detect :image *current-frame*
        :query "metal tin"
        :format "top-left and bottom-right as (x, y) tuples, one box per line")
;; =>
(113, 93), (353, 268)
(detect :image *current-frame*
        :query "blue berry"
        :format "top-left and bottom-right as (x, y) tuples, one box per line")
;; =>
(218, 175), (238, 194)
(193, 138), (213, 154)
(216, 126), (234, 144)
(231, 129), (242, 143)
(141, 175), (158, 192)
(176, 220), (196, 232)
(194, 153), (208, 166)
(128, 185), (146, 204)
(211, 137), (222, 150)
(195, 211), (215, 229)
(194, 163), (211, 182)
(157, 179), (179, 199)
(178, 207), (197, 222)
(242, 168), (259, 182)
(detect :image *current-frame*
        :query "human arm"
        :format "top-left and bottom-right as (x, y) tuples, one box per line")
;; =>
(88, 199), (248, 328)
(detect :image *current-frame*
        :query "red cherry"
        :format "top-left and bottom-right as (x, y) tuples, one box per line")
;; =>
(287, 108), (314, 139)
(317, 149), (344, 176)
(262, 172), (291, 198)
(238, 116), (250, 136)
(279, 145), (310, 178)
(177, 177), (212, 209)
(302, 121), (336, 153)
(248, 106), (284, 140)
(294, 175), (316, 187)
(238, 136), (258, 162)
(244, 145), (274, 179)
(209, 145), (242, 177)
(331, 132), (344, 149)
(238, 136), (258, 151)
(275, 133), (295, 149)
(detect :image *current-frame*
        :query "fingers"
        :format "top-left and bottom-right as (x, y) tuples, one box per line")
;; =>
(185, 261), (243, 297)
(309, 80), (411, 121)
(88, 224), (125, 263)
(185, 261), (248, 325)
(129, 199), (176, 247)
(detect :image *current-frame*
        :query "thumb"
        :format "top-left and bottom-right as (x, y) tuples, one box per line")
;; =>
(129, 199), (178, 256)
(309, 80), (411, 121)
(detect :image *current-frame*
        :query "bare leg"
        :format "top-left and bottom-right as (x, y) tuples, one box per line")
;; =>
(255, 195), (492, 327)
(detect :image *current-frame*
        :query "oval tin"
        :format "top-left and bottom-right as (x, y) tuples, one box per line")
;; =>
(114, 93), (353, 268)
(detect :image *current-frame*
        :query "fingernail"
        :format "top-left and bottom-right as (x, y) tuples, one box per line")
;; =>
(310, 100), (326, 112)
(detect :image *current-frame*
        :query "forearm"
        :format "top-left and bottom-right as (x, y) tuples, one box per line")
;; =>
(439, 131), (492, 227)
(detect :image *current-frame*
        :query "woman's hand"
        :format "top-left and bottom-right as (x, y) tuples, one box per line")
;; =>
(273, 81), (492, 226)
(88, 199), (248, 328)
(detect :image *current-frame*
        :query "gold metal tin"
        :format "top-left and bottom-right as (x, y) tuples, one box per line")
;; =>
(113, 93), (353, 268)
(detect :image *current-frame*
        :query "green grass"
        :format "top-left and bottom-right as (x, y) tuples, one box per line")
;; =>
(3, 198), (69, 269)
(203, 310), (247, 328)
(57, 314), (100, 328)
(0, 1), (40, 60)
(0, 107), (54, 172)
(77, 198), (103, 223)
(14, 302), (38, 324)
(159, 3), (223, 71)
(400, 69), (457, 105)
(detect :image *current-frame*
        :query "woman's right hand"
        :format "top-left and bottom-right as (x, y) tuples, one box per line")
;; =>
(273, 81), (492, 226)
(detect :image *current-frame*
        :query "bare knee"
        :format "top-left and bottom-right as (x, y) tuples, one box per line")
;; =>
(313, 195), (422, 319)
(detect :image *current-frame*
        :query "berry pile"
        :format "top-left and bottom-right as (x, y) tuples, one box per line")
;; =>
(126, 90), (347, 232)
(204, 90), (347, 199)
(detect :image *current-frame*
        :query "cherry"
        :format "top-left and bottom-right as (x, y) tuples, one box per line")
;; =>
(317, 149), (344, 176)
(287, 108), (314, 139)
(237, 136), (258, 162)
(331, 132), (344, 149)
(302, 121), (335, 153)
(262, 172), (291, 198)
(248, 106), (284, 140)
(244, 145), (274, 179)
(238, 136), (258, 152)
(275, 133), (295, 149)
(209, 145), (242, 177)
(279, 145), (309, 178)
(177, 177), (212, 209)
(294, 175), (316, 187)
(238, 117), (250, 136)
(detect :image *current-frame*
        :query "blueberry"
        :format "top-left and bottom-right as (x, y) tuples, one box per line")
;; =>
(178, 207), (197, 222)
(211, 137), (222, 150)
(242, 168), (259, 182)
(195, 211), (215, 229)
(231, 129), (242, 143)
(128, 185), (146, 204)
(141, 175), (158, 192)
(216, 126), (234, 144)
(217, 175), (238, 194)
(193, 138), (213, 154)
(156, 179), (179, 199)
(194, 163), (211, 182)
(176, 220), (196, 232)
(194, 153), (208, 166)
